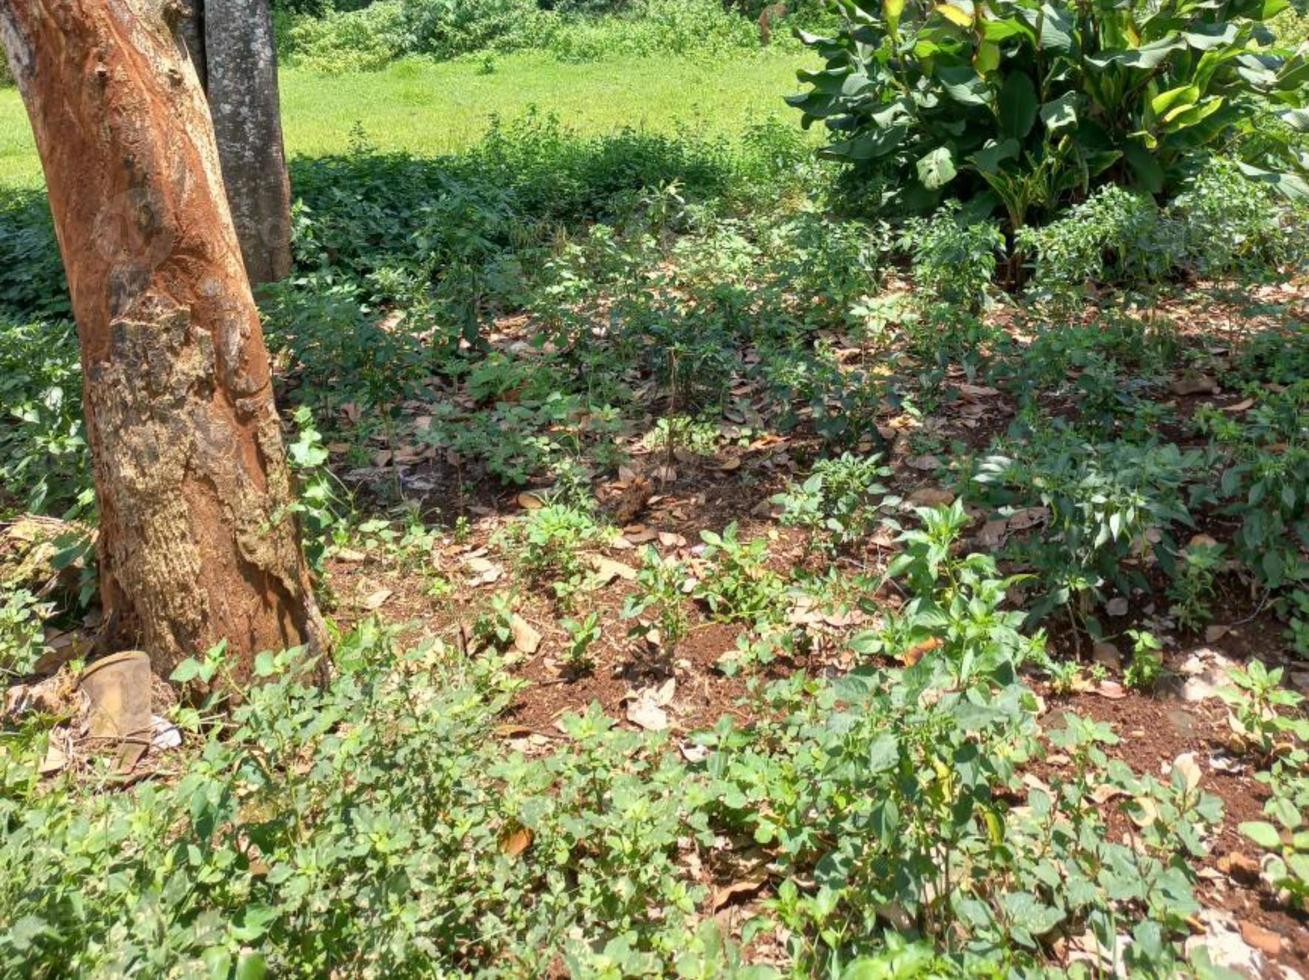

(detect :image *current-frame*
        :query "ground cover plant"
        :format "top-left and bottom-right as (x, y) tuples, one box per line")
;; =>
(4, 7), (1309, 976)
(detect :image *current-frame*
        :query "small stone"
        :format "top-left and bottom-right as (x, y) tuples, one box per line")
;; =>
(1105, 597), (1129, 617)
(1093, 642), (1122, 670)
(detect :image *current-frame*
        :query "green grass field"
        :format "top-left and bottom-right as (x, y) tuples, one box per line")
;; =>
(0, 49), (806, 187)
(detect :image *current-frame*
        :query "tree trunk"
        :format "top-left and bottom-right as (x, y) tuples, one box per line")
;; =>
(204, 0), (293, 285)
(176, 0), (206, 89)
(0, 0), (326, 682)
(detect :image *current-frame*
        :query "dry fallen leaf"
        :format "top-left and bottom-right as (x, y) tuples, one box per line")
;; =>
(591, 556), (638, 586)
(510, 615), (541, 655)
(1172, 752), (1203, 792)
(711, 874), (768, 912)
(1094, 680), (1128, 700)
(500, 825), (533, 859)
(516, 492), (545, 511)
(626, 697), (669, 731)
(899, 636), (943, 666)
(361, 588), (392, 611)
(907, 487), (955, 507)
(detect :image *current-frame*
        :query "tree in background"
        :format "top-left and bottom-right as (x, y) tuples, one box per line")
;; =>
(0, 0), (326, 680)
(176, 0), (293, 285)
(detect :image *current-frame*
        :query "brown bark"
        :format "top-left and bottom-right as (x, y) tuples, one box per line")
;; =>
(203, 0), (293, 285)
(0, 0), (326, 681)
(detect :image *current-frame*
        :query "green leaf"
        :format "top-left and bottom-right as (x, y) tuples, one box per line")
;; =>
(1240, 821), (1282, 849)
(998, 72), (1038, 138)
(1150, 84), (1199, 118)
(970, 137), (1020, 173)
(1040, 92), (1078, 133)
(1088, 36), (1186, 71)
(1123, 142), (1164, 194)
(170, 658), (203, 683)
(936, 66), (991, 106)
(917, 146), (958, 189)
(867, 732), (900, 772)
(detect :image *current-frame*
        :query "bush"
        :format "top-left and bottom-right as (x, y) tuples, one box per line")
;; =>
(789, 0), (1309, 228)
(1020, 159), (1306, 300)
(280, 0), (774, 72)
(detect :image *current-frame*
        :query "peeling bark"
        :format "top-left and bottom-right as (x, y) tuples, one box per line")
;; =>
(0, 0), (326, 681)
(204, 0), (292, 285)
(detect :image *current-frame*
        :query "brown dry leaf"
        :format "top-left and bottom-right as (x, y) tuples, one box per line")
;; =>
(516, 492), (545, 511)
(1222, 398), (1255, 413)
(335, 547), (367, 563)
(1095, 680), (1128, 700)
(500, 826), (533, 859)
(623, 525), (659, 545)
(591, 556), (638, 586)
(977, 519), (1008, 548)
(1007, 506), (1049, 530)
(1239, 921), (1281, 957)
(465, 556), (504, 586)
(361, 588), (392, 611)
(899, 636), (943, 667)
(658, 531), (687, 549)
(907, 487), (955, 507)
(1090, 783), (1128, 805)
(611, 477), (653, 525)
(958, 382), (1000, 399)
(626, 697), (669, 731)
(510, 615), (541, 655)
(711, 874), (768, 912)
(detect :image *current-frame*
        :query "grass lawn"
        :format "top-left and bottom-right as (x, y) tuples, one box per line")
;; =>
(0, 49), (807, 188)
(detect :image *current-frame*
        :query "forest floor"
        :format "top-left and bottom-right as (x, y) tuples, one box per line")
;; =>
(290, 277), (1309, 975)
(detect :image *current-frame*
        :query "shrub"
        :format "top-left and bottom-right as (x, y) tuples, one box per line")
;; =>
(789, 0), (1309, 228)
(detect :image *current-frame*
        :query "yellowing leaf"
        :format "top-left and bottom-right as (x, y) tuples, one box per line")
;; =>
(935, 2), (974, 27)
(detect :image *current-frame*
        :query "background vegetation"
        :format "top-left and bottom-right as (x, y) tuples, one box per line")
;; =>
(2, 0), (1309, 975)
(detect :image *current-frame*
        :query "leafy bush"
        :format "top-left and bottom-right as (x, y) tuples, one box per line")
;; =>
(0, 627), (725, 976)
(0, 320), (87, 516)
(773, 451), (895, 550)
(1196, 381), (1309, 588)
(975, 431), (1200, 623)
(789, 0), (1309, 227)
(0, 190), (69, 321)
(902, 203), (1004, 309)
(0, 590), (49, 679)
(281, 0), (775, 72)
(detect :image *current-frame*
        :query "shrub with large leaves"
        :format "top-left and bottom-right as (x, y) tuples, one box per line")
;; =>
(789, 0), (1309, 228)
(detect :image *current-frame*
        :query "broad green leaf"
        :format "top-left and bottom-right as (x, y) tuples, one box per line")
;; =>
(1123, 142), (1165, 193)
(1240, 821), (1282, 849)
(1150, 84), (1199, 117)
(937, 65), (991, 105)
(1039, 91), (1079, 132)
(1087, 36), (1185, 70)
(1182, 23), (1241, 50)
(884, 0), (905, 33)
(970, 137), (1020, 172)
(917, 146), (958, 188)
(975, 39), (1001, 74)
(999, 72), (1038, 138)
